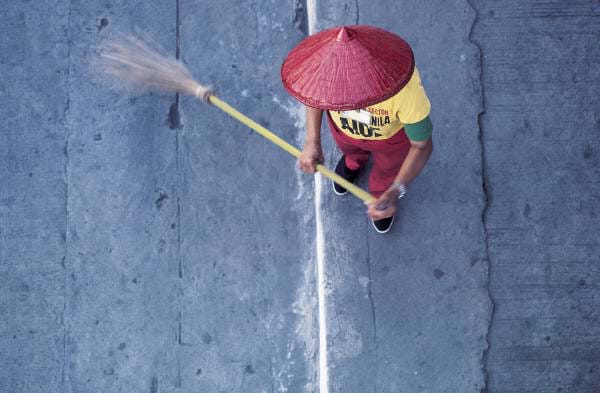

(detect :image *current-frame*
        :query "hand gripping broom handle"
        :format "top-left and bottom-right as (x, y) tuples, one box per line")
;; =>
(206, 94), (376, 204)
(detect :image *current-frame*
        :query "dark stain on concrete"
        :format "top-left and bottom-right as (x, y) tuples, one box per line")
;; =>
(103, 368), (114, 376)
(523, 203), (531, 218)
(433, 269), (445, 279)
(583, 144), (592, 159)
(155, 191), (168, 209)
(201, 332), (212, 344)
(158, 238), (166, 253)
(244, 364), (255, 374)
(150, 376), (158, 393)
(292, 0), (308, 35)
(168, 101), (181, 129)
(255, 116), (270, 128)
(97, 17), (109, 32)
(118, 342), (126, 350)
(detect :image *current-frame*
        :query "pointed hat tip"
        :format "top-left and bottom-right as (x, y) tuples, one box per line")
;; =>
(336, 26), (354, 42)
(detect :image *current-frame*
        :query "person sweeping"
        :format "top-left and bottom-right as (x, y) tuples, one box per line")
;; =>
(281, 25), (434, 233)
(98, 29), (423, 229)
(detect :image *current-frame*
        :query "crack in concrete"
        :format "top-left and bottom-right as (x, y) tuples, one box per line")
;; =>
(61, 0), (73, 390)
(175, 124), (183, 281)
(354, 0), (360, 24)
(176, 356), (182, 389)
(465, 1), (495, 392)
(177, 310), (183, 345)
(175, 1), (184, 390)
(174, 0), (183, 279)
(168, 0), (183, 131)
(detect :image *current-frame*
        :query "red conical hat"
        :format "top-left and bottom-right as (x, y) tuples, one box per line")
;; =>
(281, 25), (414, 110)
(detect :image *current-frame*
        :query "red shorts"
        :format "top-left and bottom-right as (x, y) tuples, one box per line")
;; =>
(327, 113), (411, 198)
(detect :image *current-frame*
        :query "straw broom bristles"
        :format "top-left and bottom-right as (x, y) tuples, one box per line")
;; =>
(98, 34), (212, 101)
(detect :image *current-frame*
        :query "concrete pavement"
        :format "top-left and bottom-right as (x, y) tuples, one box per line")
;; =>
(1, 1), (599, 392)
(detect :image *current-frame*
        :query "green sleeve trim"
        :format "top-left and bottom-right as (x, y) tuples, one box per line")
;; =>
(404, 115), (433, 142)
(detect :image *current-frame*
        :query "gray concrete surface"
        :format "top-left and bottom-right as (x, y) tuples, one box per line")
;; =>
(315, 1), (490, 392)
(1, 1), (70, 392)
(1, 1), (599, 393)
(177, 2), (316, 392)
(64, 2), (181, 392)
(470, 1), (600, 392)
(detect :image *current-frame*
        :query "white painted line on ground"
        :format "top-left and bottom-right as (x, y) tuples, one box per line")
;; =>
(307, 0), (318, 38)
(305, 2), (329, 393)
(314, 174), (329, 393)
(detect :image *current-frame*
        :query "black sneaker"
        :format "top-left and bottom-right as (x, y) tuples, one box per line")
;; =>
(332, 155), (361, 195)
(372, 215), (394, 234)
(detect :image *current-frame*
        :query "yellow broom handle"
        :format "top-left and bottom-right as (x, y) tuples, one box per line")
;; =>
(206, 95), (376, 204)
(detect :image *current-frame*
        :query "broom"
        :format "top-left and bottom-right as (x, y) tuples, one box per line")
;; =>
(98, 34), (376, 204)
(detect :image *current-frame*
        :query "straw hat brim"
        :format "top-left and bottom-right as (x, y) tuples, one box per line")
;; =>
(281, 25), (415, 110)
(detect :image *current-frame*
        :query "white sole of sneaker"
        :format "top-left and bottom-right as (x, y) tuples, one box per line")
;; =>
(372, 216), (394, 234)
(332, 180), (348, 196)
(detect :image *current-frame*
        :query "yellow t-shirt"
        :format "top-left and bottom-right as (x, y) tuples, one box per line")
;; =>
(328, 68), (431, 140)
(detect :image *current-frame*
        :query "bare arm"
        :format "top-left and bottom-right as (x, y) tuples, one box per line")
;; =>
(367, 137), (433, 219)
(298, 106), (325, 174)
(305, 106), (323, 145)
(394, 137), (433, 186)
